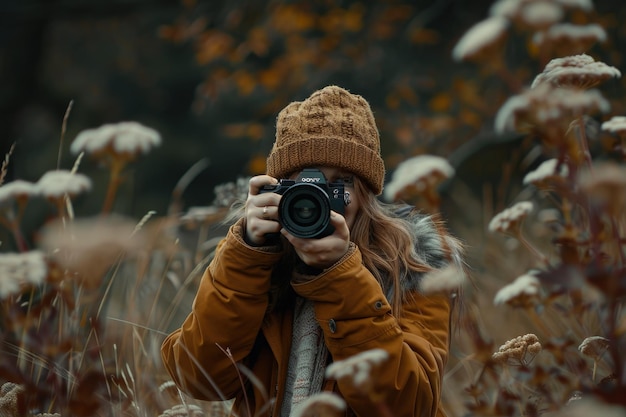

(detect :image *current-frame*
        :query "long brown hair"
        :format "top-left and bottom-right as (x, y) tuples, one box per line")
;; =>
(349, 177), (438, 316)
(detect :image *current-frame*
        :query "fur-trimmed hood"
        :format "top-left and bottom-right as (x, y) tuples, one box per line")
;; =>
(388, 205), (465, 299)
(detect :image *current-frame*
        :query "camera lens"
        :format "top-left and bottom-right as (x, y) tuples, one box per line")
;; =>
(278, 183), (331, 238)
(290, 198), (320, 225)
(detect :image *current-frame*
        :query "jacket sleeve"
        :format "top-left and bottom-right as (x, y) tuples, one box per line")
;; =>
(292, 245), (451, 417)
(160, 219), (283, 400)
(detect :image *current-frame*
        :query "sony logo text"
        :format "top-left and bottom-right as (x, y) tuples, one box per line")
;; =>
(300, 177), (322, 183)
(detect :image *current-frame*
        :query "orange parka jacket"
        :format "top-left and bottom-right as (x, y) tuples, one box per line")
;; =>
(161, 215), (457, 417)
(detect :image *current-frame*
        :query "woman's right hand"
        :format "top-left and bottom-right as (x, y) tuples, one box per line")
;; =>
(245, 175), (282, 245)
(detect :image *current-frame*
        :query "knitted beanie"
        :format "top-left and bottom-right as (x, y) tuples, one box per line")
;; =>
(266, 85), (385, 195)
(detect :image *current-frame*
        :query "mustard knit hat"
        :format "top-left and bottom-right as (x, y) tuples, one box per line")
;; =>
(266, 85), (385, 195)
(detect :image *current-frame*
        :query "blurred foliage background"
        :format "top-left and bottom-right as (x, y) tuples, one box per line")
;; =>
(1, 0), (625, 225)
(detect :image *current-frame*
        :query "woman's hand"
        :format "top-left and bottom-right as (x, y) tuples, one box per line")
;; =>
(245, 175), (282, 245)
(281, 211), (351, 269)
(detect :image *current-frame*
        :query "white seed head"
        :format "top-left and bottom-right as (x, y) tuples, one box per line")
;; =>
(384, 155), (454, 202)
(532, 54), (621, 89)
(326, 348), (390, 391)
(495, 84), (611, 134)
(452, 16), (509, 62)
(489, 201), (534, 234)
(0, 251), (47, 298)
(555, 0), (593, 11)
(494, 272), (541, 306)
(491, 0), (593, 18)
(602, 116), (626, 135)
(71, 121), (161, 159)
(420, 265), (466, 295)
(533, 23), (607, 50)
(36, 170), (92, 199)
(523, 158), (569, 185)
(578, 336), (610, 360)
(0, 180), (39, 206)
(520, 1), (563, 27)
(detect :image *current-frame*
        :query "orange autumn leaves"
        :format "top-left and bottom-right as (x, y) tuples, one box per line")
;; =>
(158, 1), (487, 175)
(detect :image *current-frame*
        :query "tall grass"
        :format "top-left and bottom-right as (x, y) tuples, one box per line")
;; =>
(0, 120), (237, 416)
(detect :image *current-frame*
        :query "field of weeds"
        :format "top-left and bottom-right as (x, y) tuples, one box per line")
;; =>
(1, 0), (626, 416)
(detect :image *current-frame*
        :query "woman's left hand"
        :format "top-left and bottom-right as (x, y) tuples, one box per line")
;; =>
(281, 211), (351, 269)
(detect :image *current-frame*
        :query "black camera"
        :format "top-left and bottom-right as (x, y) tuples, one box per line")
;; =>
(260, 168), (351, 239)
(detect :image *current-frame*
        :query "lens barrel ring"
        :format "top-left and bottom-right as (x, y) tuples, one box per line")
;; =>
(278, 183), (332, 239)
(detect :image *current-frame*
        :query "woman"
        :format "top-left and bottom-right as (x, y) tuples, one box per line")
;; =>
(161, 85), (463, 417)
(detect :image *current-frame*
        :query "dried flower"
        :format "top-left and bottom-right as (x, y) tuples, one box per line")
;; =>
(384, 155), (455, 204)
(602, 115), (626, 136)
(0, 180), (39, 206)
(533, 24), (607, 56)
(492, 333), (542, 366)
(38, 215), (145, 286)
(578, 336), (610, 360)
(523, 158), (569, 188)
(489, 201), (534, 234)
(601, 116), (626, 155)
(495, 84), (610, 136)
(70, 122), (160, 213)
(523, 2), (564, 27)
(420, 265), (466, 295)
(509, 1), (564, 29)
(531, 54), (621, 89)
(0, 180), (39, 247)
(452, 16), (509, 62)
(494, 272), (541, 307)
(326, 348), (390, 394)
(0, 250), (47, 298)
(490, 0), (593, 20)
(556, 0), (593, 9)
(36, 170), (92, 199)
(291, 392), (346, 417)
(1, 382), (22, 395)
(0, 383), (25, 417)
(70, 121), (161, 160)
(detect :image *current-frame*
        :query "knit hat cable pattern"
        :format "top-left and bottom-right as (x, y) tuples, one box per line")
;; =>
(266, 85), (385, 195)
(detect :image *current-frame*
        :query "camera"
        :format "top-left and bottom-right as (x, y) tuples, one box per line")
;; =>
(260, 168), (351, 239)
